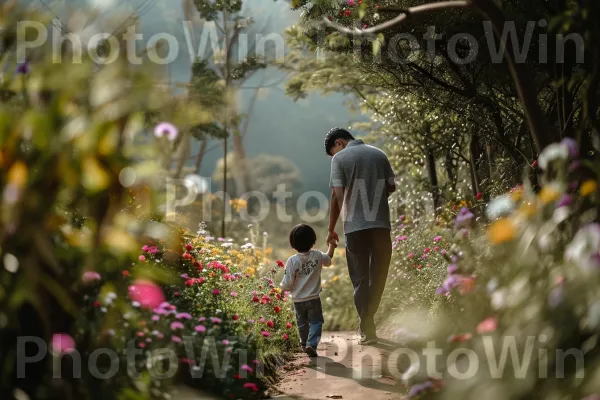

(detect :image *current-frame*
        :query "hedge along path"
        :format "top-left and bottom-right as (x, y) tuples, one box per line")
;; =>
(270, 332), (412, 400)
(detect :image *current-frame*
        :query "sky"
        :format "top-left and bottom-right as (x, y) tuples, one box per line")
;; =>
(37, 0), (365, 194)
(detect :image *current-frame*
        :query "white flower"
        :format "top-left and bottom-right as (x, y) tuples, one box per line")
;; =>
(565, 224), (600, 272)
(485, 195), (515, 220)
(538, 142), (569, 170)
(131, 301), (140, 308)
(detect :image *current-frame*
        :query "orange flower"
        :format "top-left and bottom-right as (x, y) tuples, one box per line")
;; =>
(487, 218), (516, 244)
(459, 276), (476, 295)
(580, 180), (598, 197)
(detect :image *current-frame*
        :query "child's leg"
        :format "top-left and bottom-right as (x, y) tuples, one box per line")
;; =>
(306, 298), (324, 349)
(293, 301), (309, 348)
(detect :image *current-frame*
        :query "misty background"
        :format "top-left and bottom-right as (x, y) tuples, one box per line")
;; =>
(35, 0), (367, 194)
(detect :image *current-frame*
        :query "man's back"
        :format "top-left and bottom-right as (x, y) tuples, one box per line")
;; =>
(329, 140), (395, 234)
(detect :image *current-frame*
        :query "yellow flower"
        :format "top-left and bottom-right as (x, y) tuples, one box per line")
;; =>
(332, 276), (339, 282)
(539, 186), (561, 204)
(8, 161), (28, 188)
(487, 218), (517, 244)
(510, 187), (524, 202)
(580, 180), (598, 197)
(518, 202), (537, 218)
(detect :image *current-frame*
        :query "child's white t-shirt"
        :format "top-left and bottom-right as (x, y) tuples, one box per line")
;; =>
(280, 250), (332, 303)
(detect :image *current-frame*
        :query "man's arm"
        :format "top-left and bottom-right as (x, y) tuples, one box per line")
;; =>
(280, 259), (295, 292)
(327, 188), (344, 243)
(384, 156), (396, 197)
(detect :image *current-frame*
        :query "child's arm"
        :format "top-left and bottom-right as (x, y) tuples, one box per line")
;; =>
(326, 241), (337, 259)
(280, 259), (295, 292)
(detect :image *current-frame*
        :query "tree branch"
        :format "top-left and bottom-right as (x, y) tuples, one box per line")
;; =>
(321, 1), (471, 36)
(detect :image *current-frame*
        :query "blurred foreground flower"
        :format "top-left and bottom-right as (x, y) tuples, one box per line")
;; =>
(565, 224), (600, 272)
(487, 218), (517, 244)
(581, 180), (598, 197)
(154, 122), (178, 141)
(51, 333), (75, 354)
(128, 280), (166, 309)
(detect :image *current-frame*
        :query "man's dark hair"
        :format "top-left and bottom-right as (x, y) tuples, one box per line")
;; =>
(324, 127), (355, 156)
(289, 224), (317, 253)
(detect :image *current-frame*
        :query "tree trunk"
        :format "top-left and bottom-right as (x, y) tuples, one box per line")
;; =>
(195, 138), (208, 174)
(425, 136), (440, 215)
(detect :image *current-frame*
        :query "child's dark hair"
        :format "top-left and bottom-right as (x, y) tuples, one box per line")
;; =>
(289, 224), (317, 253)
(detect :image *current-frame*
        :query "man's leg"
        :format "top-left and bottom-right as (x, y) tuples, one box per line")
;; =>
(368, 228), (392, 332)
(306, 298), (324, 351)
(294, 302), (309, 349)
(345, 230), (374, 337)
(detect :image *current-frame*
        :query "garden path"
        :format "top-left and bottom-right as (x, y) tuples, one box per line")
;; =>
(269, 331), (408, 400)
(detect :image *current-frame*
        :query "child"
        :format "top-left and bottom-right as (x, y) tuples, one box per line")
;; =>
(280, 224), (337, 357)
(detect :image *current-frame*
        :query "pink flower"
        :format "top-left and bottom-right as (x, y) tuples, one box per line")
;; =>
(152, 315), (160, 321)
(170, 322), (184, 330)
(176, 313), (192, 320)
(138, 255), (146, 261)
(407, 253), (414, 259)
(244, 382), (259, 392)
(266, 320), (274, 328)
(283, 333), (289, 340)
(128, 280), (165, 310)
(195, 325), (207, 333)
(198, 317), (207, 322)
(142, 245), (149, 252)
(261, 331), (271, 337)
(241, 364), (253, 373)
(259, 317), (265, 323)
(230, 291), (238, 297)
(476, 317), (498, 334)
(433, 236), (442, 242)
(433, 246), (439, 251)
(51, 333), (75, 354)
(210, 317), (222, 324)
(286, 322), (293, 329)
(154, 122), (178, 140)
(424, 248), (430, 253)
(212, 288), (220, 295)
(148, 246), (158, 254)
(222, 339), (230, 345)
(171, 335), (182, 343)
(81, 271), (101, 284)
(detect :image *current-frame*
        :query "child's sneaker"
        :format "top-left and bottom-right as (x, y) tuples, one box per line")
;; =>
(305, 346), (318, 357)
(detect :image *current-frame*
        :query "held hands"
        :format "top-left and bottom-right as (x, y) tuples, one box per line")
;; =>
(326, 230), (339, 246)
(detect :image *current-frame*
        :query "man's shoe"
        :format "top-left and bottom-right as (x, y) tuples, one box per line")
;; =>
(359, 334), (378, 345)
(305, 346), (318, 357)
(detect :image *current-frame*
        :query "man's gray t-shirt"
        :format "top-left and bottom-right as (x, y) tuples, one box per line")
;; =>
(329, 140), (395, 234)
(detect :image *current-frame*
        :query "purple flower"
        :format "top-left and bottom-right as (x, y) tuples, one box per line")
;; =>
(171, 335), (182, 343)
(195, 325), (207, 333)
(448, 264), (458, 274)
(16, 62), (30, 75)
(568, 160), (581, 173)
(408, 381), (433, 398)
(176, 312), (192, 320)
(210, 317), (222, 324)
(180, 273), (189, 279)
(557, 194), (573, 208)
(561, 137), (579, 158)
(154, 122), (178, 141)
(455, 207), (474, 228)
(170, 322), (184, 330)
(433, 235), (442, 242)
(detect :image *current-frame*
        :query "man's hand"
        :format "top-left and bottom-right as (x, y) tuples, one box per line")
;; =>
(326, 230), (339, 245)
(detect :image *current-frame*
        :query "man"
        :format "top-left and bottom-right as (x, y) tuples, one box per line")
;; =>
(324, 127), (395, 345)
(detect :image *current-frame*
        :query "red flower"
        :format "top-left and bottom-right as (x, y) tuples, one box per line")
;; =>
(93, 301), (101, 307)
(252, 296), (260, 303)
(233, 374), (242, 380)
(283, 333), (289, 340)
(244, 383), (259, 392)
(195, 261), (203, 271)
(277, 260), (284, 268)
(286, 322), (293, 329)
(185, 243), (193, 251)
(122, 270), (129, 277)
(183, 253), (192, 260)
(232, 315), (239, 321)
(174, 292), (180, 297)
(185, 279), (193, 287)
(276, 294), (281, 300)
(327, 15), (333, 21)
(266, 320), (274, 328)
(476, 192), (483, 200)
(212, 288), (220, 296)
(531, 160), (538, 168)
(274, 306), (281, 313)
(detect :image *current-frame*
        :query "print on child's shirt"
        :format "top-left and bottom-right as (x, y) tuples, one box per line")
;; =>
(297, 258), (319, 277)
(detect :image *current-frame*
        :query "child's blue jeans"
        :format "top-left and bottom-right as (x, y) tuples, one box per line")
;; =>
(293, 298), (324, 349)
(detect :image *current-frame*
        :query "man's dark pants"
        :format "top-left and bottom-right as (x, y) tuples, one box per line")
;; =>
(345, 228), (392, 337)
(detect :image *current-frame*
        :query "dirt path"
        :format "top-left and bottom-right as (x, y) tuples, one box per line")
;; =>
(269, 332), (408, 400)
